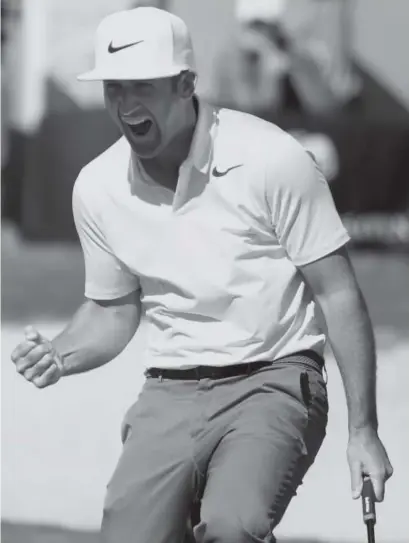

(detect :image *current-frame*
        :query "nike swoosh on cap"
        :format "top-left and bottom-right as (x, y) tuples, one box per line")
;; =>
(108, 40), (144, 54)
(212, 164), (243, 178)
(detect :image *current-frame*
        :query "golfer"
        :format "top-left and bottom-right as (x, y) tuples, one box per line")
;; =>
(11, 8), (393, 543)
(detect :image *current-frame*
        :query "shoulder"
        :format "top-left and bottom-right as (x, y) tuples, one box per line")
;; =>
(73, 137), (129, 206)
(266, 130), (318, 177)
(212, 106), (315, 184)
(216, 106), (282, 140)
(256, 126), (323, 196)
(212, 106), (324, 197)
(214, 106), (297, 162)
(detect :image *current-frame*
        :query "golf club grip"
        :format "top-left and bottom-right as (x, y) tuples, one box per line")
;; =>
(362, 477), (376, 524)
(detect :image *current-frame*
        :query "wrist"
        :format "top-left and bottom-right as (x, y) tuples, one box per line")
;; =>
(51, 346), (66, 377)
(349, 422), (378, 439)
(59, 363), (66, 378)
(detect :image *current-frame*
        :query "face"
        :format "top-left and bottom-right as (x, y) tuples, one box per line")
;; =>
(103, 74), (194, 159)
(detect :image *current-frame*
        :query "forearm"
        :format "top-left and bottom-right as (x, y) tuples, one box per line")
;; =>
(319, 289), (378, 433)
(52, 297), (140, 376)
(299, 249), (392, 497)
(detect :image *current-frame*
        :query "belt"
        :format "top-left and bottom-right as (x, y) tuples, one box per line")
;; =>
(146, 350), (323, 381)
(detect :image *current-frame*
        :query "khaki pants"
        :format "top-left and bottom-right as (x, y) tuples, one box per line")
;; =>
(101, 354), (328, 543)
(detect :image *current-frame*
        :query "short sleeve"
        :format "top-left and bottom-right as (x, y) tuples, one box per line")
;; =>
(72, 172), (140, 300)
(265, 134), (350, 266)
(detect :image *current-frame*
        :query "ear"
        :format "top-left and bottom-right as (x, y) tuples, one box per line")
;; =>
(177, 71), (197, 99)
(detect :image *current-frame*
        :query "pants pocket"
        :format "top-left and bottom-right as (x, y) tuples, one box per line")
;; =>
(120, 402), (138, 444)
(290, 364), (328, 417)
(300, 371), (312, 408)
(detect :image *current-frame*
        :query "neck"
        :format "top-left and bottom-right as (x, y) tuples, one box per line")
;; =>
(140, 97), (198, 173)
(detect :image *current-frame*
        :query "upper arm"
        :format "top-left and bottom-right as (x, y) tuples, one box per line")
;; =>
(92, 289), (141, 311)
(86, 290), (142, 339)
(265, 133), (350, 266)
(298, 245), (360, 301)
(72, 172), (140, 300)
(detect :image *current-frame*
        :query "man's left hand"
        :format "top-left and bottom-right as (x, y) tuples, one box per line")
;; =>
(347, 427), (393, 501)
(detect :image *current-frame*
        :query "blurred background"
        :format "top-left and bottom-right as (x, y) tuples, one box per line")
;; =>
(1, 1), (408, 542)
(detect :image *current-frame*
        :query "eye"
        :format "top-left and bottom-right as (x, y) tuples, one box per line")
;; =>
(132, 81), (155, 96)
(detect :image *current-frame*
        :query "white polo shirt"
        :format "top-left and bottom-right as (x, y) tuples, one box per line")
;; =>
(73, 100), (350, 369)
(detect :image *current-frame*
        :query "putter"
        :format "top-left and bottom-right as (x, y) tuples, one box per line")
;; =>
(362, 476), (376, 543)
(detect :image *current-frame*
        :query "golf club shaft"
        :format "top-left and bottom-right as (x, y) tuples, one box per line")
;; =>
(367, 522), (375, 543)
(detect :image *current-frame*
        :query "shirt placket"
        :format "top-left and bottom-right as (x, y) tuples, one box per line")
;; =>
(172, 161), (192, 212)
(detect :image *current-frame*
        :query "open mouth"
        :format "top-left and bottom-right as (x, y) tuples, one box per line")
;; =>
(125, 118), (153, 137)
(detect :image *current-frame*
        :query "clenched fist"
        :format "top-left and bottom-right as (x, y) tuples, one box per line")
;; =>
(11, 326), (64, 388)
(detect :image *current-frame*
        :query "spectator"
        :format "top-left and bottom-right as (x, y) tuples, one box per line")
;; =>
(210, 0), (345, 181)
(212, 0), (362, 116)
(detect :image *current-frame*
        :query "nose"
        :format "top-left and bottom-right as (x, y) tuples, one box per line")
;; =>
(118, 97), (146, 120)
(114, 88), (144, 118)
(120, 106), (144, 120)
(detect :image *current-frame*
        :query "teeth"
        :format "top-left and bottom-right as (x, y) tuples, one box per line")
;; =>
(128, 118), (152, 137)
(125, 118), (149, 126)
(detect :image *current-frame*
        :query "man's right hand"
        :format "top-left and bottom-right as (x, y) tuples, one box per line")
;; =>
(11, 326), (64, 389)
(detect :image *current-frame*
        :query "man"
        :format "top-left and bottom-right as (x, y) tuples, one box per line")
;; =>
(11, 7), (392, 543)
(213, 0), (362, 115)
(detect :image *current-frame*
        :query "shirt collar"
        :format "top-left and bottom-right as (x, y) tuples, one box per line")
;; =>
(188, 96), (216, 174)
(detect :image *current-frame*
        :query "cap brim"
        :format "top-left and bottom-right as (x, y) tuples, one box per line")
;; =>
(77, 66), (189, 81)
(77, 70), (100, 81)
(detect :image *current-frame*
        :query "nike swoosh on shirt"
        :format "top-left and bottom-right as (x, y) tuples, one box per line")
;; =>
(108, 40), (144, 54)
(212, 164), (243, 178)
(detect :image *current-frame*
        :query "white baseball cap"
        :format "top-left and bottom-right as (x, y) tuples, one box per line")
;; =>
(78, 7), (196, 81)
(235, 0), (287, 24)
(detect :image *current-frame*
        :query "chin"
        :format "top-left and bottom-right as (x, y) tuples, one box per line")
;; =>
(122, 129), (163, 160)
(129, 144), (162, 160)
(127, 134), (167, 160)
